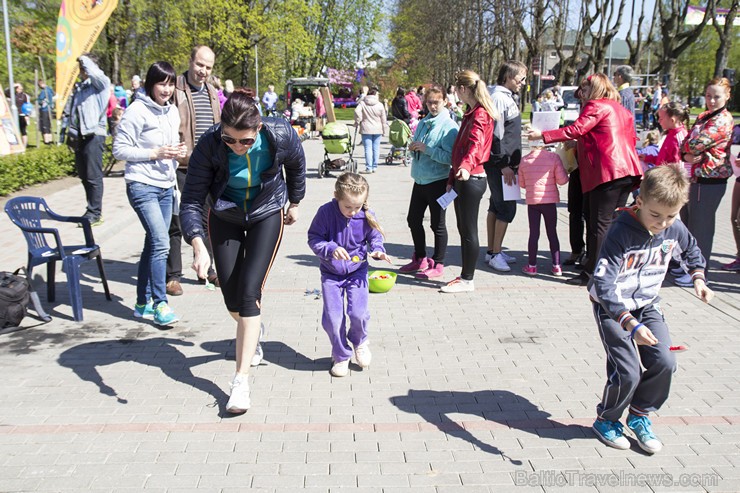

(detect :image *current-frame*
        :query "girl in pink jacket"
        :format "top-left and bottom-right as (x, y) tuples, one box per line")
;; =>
(642, 102), (689, 168)
(518, 148), (569, 275)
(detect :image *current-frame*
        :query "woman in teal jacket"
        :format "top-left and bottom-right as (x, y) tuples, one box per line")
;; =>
(399, 85), (459, 279)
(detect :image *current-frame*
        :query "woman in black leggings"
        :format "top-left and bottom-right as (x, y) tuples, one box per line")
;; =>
(180, 88), (306, 414)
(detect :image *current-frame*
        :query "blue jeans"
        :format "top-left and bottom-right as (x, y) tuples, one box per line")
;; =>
(362, 134), (381, 170)
(126, 182), (173, 307)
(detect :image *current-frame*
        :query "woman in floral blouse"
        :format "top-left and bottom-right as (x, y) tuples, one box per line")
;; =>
(676, 77), (734, 286)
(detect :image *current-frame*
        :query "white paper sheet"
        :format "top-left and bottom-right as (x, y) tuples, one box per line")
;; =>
(436, 189), (458, 210)
(502, 175), (520, 201)
(531, 111), (562, 146)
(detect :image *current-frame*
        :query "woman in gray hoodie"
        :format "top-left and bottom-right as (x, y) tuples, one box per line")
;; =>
(113, 61), (186, 327)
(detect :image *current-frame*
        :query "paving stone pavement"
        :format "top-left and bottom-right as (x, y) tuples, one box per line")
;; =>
(0, 131), (738, 492)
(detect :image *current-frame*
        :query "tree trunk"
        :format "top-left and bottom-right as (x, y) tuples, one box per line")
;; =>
(713, 0), (739, 77)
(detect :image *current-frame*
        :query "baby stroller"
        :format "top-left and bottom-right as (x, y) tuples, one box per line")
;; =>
(319, 121), (358, 178)
(385, 119), (412, 166)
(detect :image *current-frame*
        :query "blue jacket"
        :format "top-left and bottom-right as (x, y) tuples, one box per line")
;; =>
(307, 199), (385, 277)
(410, 111), (458, 185)
(180, 117), (306, 244)
(589, 207), (705, 330)
(68, 56), (110, 137)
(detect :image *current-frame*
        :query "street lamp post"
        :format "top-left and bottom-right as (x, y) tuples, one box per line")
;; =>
(2, 0), (19, 132)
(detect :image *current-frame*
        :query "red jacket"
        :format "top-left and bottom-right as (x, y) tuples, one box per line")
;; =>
(449, 105), (494, 185)
(643, 127), (687, 167)
(543, 99), (642, 193)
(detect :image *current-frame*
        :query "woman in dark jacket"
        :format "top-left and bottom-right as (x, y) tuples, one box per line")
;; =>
(528, 73), (642, 285)
(391, 87), (412, 123)
(180, 88), (306, 414)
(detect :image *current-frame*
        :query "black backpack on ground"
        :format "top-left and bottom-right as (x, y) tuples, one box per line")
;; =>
(0, 268), (51, 330)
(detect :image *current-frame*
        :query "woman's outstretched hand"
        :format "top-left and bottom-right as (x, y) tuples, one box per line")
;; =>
(191, 237), (211, 280)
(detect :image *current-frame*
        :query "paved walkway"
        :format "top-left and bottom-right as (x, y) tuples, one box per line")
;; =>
(0, 131), (738, 492)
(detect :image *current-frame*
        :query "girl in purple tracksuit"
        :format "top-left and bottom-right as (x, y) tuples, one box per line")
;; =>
(308, 173), (391, 377)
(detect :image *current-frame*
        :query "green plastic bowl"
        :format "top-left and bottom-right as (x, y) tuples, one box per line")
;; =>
(368, 270), (397, 293)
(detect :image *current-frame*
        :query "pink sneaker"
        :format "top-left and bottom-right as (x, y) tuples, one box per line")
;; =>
(417, 260), (444, 279)
(551, 265), (563, 276)
(721, 258), (740, 271)
(522, 265), (537, 275)
(399, 253), (430, 273)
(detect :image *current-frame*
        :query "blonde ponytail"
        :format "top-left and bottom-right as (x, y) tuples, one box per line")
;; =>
(455, 69), (499, 122)
(335, 172), (385, 238)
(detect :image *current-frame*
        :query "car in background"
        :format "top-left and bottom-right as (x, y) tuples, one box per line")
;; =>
(559, 86), (580, 125)
(285, 77), (330, 110)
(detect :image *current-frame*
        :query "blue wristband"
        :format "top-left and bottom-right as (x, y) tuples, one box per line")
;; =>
(630, 323), (644, 339)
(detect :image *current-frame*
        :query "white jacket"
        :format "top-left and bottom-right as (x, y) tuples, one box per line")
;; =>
(354, 95), (387, 135)
(113, 93), (180, 188)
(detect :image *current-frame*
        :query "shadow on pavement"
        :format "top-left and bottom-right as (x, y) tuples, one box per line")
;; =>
(261, 340), (331, 372)
(58, 337), (229, 414)
(391, 389), (592, 464)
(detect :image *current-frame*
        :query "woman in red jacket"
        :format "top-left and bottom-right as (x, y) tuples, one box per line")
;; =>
(440, 70), (497, 293)
(528, 74), (642, 285)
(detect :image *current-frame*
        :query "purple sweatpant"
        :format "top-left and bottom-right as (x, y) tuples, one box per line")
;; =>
(527, 203), (561, 266)
(321, 270), (369, 362)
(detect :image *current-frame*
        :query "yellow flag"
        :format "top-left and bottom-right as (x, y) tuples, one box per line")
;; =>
(55, 0), (117, 120)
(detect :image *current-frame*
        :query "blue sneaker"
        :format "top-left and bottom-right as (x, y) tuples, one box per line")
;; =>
(133, 301), (155, 320)
(154, 302), (179, 327)
(627, 414), (663, 454)
(592, 419), (630, 450)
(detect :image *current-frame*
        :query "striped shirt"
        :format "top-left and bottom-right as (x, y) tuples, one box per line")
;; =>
(190, 83), (215, 143)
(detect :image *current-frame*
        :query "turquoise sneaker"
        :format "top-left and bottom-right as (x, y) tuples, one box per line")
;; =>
(627, 413), (663, 454)
(133, 301), (155, 320)
(154, 302), (179, 327)
(592, 419), (630, 450)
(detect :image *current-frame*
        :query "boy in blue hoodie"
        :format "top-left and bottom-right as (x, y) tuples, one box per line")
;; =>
(589, 163), (714, 454)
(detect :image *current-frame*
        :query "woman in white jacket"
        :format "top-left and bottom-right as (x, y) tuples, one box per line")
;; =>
(113, 61), (186, 326)
(354, 87), (387, 174)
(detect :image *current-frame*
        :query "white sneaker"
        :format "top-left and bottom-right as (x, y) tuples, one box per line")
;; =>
(499, 251), (517, 264)
(226, 374), (250, 414)
(674, 273), (694, 287)
(485, 251), (517, 263)
(250, 323), (265, 367)
(488, 253), (511, 272)
(331, 359), (350, 377)
(354, 341), (372, 368)
(250, 344), (264, 367)
(440, 277), (475, 293)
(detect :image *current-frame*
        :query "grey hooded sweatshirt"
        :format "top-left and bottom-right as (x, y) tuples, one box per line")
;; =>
(113, 93), (180, 188)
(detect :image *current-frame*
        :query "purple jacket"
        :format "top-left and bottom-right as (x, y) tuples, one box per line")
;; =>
(307, 199), (385, 276)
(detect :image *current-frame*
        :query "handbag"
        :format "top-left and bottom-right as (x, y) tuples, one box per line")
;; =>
(0, 268), (51, 330)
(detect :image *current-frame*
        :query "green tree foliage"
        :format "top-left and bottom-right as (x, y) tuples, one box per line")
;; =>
(2, 0), (381, 109)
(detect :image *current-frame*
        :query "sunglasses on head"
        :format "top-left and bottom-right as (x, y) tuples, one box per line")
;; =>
(221, 133), (256, 146)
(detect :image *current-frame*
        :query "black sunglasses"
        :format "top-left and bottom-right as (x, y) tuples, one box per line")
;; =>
(221, 133), (256, 146)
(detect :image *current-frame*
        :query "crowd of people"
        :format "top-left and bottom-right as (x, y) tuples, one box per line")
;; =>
(34, 50), (739, 458)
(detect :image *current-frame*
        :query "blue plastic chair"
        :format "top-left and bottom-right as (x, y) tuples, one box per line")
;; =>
(4, 197), (112, 321)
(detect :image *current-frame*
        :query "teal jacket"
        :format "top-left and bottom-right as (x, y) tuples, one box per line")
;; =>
(410, 111), (458, 185)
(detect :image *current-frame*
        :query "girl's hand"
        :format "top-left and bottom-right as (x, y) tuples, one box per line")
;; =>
(409, 141), (426, 153)
(333, 247), (350, 260)
(527, 129), (543, 141)
(370, 251), (392, 264)
(455, 168), (470, 181)
(633, 325), (659, 346)
(683, 153), (701, 164)
(694, 279), (714, 303)
(284, 203), (299, 225)
(191, 237), (211, 280)
(152, 145), (180, 160)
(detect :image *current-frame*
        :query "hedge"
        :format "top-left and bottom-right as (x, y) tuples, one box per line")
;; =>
(0, 143), (114, 196)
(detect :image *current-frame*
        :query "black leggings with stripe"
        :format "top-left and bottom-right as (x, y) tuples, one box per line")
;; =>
(209, 209), (284, 317)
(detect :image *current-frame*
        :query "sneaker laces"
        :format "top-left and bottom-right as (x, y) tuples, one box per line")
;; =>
(629, 415), (656, 440)
(446, 277), (463, 286)
(598, 419), (625, 439)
